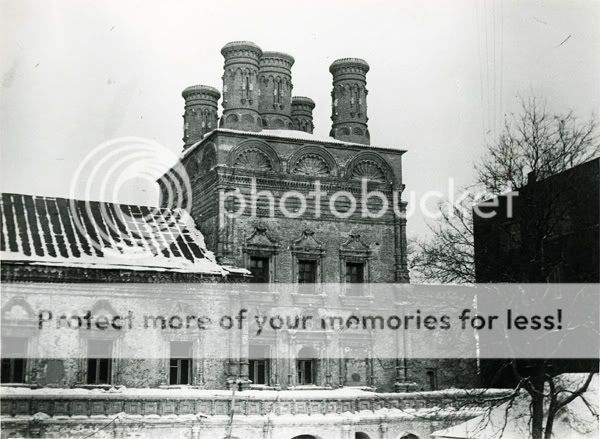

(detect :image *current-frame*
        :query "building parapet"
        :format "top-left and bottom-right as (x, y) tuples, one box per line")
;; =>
(1, 387), (511, 418)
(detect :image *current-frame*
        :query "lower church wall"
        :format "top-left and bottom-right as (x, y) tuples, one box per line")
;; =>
(1, 387), (508, 439)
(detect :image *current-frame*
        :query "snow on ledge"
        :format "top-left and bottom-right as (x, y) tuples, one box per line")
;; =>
(0, 385), (512, 400)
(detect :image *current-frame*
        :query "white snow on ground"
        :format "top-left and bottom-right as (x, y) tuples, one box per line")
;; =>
(432, 373), (599, 439)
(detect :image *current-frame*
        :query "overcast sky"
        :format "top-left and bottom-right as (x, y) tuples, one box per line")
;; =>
(1, 0), (599, 238)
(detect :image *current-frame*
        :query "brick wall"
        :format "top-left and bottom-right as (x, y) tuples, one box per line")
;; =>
(173, 130), (409, 283)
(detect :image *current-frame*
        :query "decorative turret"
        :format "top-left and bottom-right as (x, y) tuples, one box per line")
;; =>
(181, 85), (220, 148)
(258, 51), (295, 129)
(329, 58), (370, 145)
(220, 41), (263, 132)
(291, 96), (315, 134)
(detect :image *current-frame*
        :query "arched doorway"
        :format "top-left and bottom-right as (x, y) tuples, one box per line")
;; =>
(399, 434), (419, 439)
(297, 346), (318, 385)
(356, 433), (371, 439)
(291, 436), (318, 439)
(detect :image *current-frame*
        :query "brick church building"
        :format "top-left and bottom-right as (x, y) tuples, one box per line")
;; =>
(0, 41), (484, 439)
(161, 41), (410, 285)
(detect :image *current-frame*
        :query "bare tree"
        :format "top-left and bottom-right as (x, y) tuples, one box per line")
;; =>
(411, 95), (598, 284)
(477, 96), (599, 192)
(410, 96), (599, 438)
(409, 195), (477, 284)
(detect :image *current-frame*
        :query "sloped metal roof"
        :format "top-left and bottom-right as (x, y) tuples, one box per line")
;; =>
(0, 192), (228, 274)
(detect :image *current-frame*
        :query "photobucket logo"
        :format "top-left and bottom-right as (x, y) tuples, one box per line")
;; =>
(218, 178), (516, 226)
(219, 179), (399, 227)
(68, 137), (192, 259)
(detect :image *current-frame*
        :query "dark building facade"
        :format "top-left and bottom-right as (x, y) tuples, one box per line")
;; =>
(474, 158), (599, 283)
(473, 158), (600, 387)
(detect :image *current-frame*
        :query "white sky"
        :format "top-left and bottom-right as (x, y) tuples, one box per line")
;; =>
(1, 0), (599, 238)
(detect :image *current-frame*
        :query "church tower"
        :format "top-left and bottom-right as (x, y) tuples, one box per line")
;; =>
(258, 51), (295, 129)
(329, 58), (370, 145)
(220, 41), (263, 132)
(181, 85), (220, 148)
(291, 96), (315, 133)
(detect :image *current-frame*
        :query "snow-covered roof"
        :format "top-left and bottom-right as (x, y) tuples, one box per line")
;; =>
(181, 128), (405, 160)
(0, 192), (237, 275)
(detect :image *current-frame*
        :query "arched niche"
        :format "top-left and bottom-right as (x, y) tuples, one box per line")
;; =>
(345, 151), (395, 184)
(228, 140), (281, 172)
(2, 296), (35, 319)
(287, 145), (338, 177)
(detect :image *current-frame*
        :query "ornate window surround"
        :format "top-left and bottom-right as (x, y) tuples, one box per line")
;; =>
(290, 229), (326, 305)
(247, 342), (278, 389)
(158, 301), (205, 387)
(242, 225), (280, 284)
(76, 299), (125, 387)
(339, 233), (374, 303)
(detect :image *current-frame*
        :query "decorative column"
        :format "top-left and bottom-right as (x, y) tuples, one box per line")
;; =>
(287, 332), (296, 388)
(239, 299), (250, 390)
(393, 301), (417, 392)
(262, 420), (273, 439)
(325, 333), (333, 387)
(379, 421), (389, 439)
(341, 423), (352, 439)
(368, 331), (376, 387)
(27, 420), (43, 438)
(191, 424), (202, 439)
(227, 291), (242, 388)
(393, 194), (410, 283)
(113, 421), (127, 439)
(399, 216), (409, 281)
